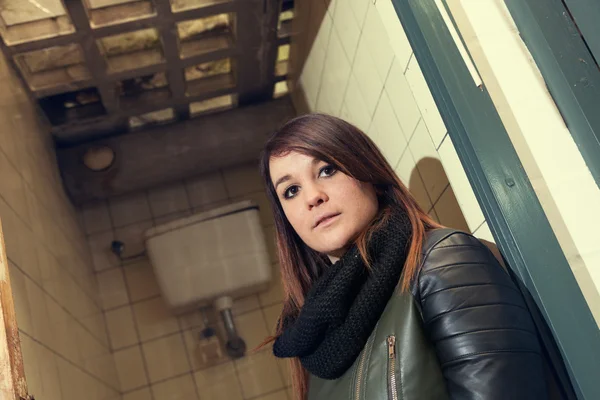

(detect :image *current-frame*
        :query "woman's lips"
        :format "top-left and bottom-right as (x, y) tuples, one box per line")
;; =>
(315, 213), (340, 228)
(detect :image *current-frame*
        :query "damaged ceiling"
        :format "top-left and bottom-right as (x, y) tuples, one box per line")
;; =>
(0, 0), (293, 143)
(0, 0), (295, 203)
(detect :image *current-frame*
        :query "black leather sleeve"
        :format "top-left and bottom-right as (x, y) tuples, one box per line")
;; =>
(416, 231), (548, 399)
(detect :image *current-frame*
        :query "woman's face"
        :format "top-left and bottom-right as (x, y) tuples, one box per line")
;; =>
(269, 151), (379, 258)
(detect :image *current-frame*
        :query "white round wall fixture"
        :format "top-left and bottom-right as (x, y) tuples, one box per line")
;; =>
(83, 146), (115, 171)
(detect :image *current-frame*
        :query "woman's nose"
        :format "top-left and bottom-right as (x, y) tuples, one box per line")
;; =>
(306, 185), (328, 210)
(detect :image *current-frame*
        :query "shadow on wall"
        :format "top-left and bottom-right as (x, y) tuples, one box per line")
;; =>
(410, 157), (504, 265)
(409, 156), (470, 232)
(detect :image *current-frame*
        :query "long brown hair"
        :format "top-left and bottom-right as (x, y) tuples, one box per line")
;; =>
(259, 113), (441, 399)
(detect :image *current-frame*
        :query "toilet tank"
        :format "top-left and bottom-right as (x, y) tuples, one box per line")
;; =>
(144, 200), (272, 313)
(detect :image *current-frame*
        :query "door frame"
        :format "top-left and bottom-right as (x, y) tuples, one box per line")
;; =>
(389, 0), (600, 398)
(0, 219), (28, 400)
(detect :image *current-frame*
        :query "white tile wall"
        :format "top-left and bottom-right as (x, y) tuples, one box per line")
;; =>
(334, 2), (361, 62)
(80, 161), (287, 399)
(437, 135), (485, 231)
(1, 53), (118, 399)
(291, 0), (483, 236)
(317, 28), (351, 115)
(370, 91), (408, 168)
(405, 57), (448, 147)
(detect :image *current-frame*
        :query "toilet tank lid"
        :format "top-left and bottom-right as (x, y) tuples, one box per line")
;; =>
(144, 199), (259, 240)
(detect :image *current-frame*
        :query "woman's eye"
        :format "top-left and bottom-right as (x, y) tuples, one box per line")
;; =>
(319, 165), (337, 178)
(284, 185), (299, 199)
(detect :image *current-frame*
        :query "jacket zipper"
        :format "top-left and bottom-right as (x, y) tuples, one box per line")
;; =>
(387, 335), (399, 400)
(354, 344), (368, 400)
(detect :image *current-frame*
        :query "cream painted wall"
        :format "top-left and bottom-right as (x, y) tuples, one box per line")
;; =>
(444, 0), (600, 326)
(0, 54), (120, 399)
(289, 0), (491, 240)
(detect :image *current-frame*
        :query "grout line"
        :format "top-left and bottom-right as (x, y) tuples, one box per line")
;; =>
(313, 7), (334, 112)
(472, 220), (487, 235)
(436, 132), (450, 151)
(404, 52), (414, 74)
(11, 260), (110, 348)
(121, 261), (154, 395)
(428, 183), (451, 213)
(2, 190), (104, 309)
(19, 329), (121, 392)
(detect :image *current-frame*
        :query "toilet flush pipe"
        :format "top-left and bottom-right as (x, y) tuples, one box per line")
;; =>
(214, 296), (246, 359)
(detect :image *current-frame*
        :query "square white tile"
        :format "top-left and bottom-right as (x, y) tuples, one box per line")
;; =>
(437, 135), (485, 231)
(259, 263), (284, 307)
(194, 362), (243, 400)
(349, 0), (369, 27)
(97, 268), (129, 310)
(235, 309), (270, 350)
(352, 37), (385, 118)
(474, 221), (495, 243)
(185, 171), (228, 209)
(341, 74), (372, 133)
(394, 148), (433, 212)
(147, 182), (190, 218)
(405, 57), (447, 147)
(362, 2), (395, 83)
(262, 303), (282, 336)
(317, 29), (352, 116)
(87, 231), (120, 272)
(299, 40), (328, 110)
(114, 220), (153, 259)
(106, 306), (138, 350)
(235, 350), (284, 399)
(133, 297), (180, 342)
(255, 389), (289, 400)
(113, 346), (148, 392)
(143, 333), (191, 383)
(123, 387), (152, 400)
(384, 58), (421, 142)
(371, 91), (407, 168)
(152, 374), (198, 400)
(81, 200), (112, 234)
(434, 186), (470, 232)
(333, 2), (361, 63)
(409, 120), (448, 204)
(109, 192), (152, 228)
(375, 0), (413, 70)
(124, 258), (161, 302)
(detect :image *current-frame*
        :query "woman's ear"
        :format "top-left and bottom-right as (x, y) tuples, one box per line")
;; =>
(374, 184), (386, 197)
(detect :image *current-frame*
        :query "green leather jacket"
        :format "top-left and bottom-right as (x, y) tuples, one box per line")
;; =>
(308, 285), (449, 400)
(307, 229), (550, 400)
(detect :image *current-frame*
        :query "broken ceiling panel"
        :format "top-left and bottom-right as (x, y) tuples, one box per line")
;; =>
(129, 107), (175, 129)
(117, 72), (171, 108)
(0, 0), (74, 45)
(185, 57), (235, 96)
(170, 0), (230, 13)
(84, 0), (155, 28)
(275, 43), (289, 77)
(177, 13), (235, 59)
(0, 0), (291, 142)
(39, 87), (106, 126)
(189, 93), (236, 117)
(15, 44), (90, 90)
(98, 27), (164, 72)
(273, 80), (288, 98)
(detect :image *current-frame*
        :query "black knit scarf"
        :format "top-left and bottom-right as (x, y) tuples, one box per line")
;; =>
(273, 209), (412, 380)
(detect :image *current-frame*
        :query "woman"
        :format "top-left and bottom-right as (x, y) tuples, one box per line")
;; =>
(259, 114), (548, 399)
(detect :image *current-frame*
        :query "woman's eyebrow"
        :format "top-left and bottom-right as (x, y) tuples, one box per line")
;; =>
(274, 174), (291, 190)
